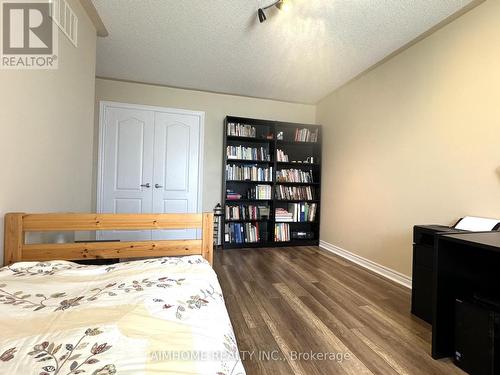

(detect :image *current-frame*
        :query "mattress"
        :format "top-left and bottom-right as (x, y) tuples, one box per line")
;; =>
(0, 256), (245, 375)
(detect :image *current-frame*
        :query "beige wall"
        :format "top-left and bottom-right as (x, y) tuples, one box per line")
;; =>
(0, 0), (97, 265)
(316, 0), (500, 277)
(94, 78), (316, 211)
(2, 0), (497, 278)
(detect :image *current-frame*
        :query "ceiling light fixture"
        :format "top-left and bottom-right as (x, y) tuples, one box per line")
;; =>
(258, 8), (267, 23)
(257, 0), (287, 23)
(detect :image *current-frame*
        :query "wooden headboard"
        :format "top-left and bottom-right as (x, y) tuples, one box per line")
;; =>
(3, 212), (214, 266)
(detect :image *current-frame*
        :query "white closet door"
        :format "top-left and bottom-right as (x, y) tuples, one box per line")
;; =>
(100, 106), (155, 240)
(152, 111), (201, 240)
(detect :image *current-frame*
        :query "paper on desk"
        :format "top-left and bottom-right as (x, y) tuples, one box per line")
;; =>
(454, 216), (500, 231)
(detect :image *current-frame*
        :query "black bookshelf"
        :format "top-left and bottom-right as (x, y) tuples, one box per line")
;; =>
(222, 116), (322, 249)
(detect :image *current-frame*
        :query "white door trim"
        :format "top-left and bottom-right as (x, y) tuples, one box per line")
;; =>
(97, 100), (205, 214)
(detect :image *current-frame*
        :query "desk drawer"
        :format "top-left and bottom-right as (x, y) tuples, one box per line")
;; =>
(414, 231), (435, 247)
(414, 244), (435, 268)
(412, 265), (434, 324)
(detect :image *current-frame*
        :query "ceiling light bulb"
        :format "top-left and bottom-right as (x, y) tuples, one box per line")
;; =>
(275, 0), (286, 10)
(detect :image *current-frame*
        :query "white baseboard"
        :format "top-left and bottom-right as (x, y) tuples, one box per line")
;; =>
(319, 240), (412, 289)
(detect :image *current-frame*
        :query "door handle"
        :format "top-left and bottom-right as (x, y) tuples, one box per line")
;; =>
(140, 183), (151, 188)
(155, 184), (163, 189)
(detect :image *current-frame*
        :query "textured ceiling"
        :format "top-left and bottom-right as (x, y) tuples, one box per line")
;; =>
(92, 0), (475, 104)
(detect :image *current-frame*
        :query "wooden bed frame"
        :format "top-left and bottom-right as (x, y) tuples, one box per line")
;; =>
(3, 212), (214, 266)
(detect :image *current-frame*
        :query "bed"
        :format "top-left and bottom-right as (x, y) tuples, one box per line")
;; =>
(0, 212), (245, 375)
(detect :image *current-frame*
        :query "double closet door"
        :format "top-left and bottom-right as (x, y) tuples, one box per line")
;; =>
(98, 102), (203, 240)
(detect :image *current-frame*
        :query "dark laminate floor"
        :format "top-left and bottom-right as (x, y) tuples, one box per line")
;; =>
(214, 246), (465, 375)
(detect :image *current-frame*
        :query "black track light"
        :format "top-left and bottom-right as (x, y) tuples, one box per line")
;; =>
(258, 8), (267, 23)
(257, 0), (286, 23)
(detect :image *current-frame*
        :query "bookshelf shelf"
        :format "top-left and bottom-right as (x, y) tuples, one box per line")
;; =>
(227, 159), (273, 164)
(225, 219), (269, 223)
(226, 180), (274, 184)
(276, 140), (319, 146)
(275, 221), (318, 224)
(276, 162), (320, 167)
(222, 242), (273, 249)
(275, 182), (321, 186)
(222, 116), (322, 248)
(276, 199), (320, 203)
(272, 239), (319, 247)
(222, 239), (319, 248)
(227, 136), (273, 143)
(226, 199), (273, 203)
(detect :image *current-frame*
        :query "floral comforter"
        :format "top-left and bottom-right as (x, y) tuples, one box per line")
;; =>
(0, 256), (245, 375)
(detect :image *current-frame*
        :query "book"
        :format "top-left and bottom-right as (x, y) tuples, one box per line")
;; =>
(226, 189), (242, 200)
(226, 164), (273, 182)
(277, 149), (289, 162)
(227, 145), (270, 161)
(275, 203), (317, 222)
(275, 185), (314, 201)
(225, 222), (261, 244)
(276, 169), (314, 183)
(275, 223), (290, 242)
(227, 123), (256, 138)
(247, 185), (272, 200)
(275, 208), (293, 222)
(225, 204), (270, 221)
(294, 128), (319, 143)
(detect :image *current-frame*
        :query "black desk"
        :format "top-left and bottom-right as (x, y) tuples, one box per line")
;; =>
(412, 225), (468, 324)
(432, 231), (500, 359)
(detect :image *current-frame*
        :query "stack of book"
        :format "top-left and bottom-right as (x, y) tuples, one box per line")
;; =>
(285, 203), (317, 222)
(275, 223), (290, 242)
(225, 222), (261, 244)
(275, 208), (293, 222)
(276, 169), (314, 183)
(247, 185), (272, 200)
(226, 164), (273, 182)
(225, 205), (270, 221)
(226, 189), (242, 200)
(227, 146), (269, 161)
(276, 149), (289, 162)
(227, 123), (256, 138)
(275, 185), (314, 200)
(294, 128), (319, 143)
